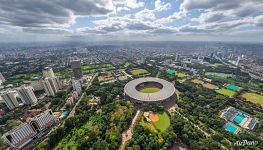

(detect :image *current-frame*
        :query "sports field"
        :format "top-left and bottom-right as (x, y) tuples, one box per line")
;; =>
(152, 112), (170, 132)
(242, 92), (263, 106)
(226, 84), (240, 91)
(203, 83), (218, 90)
(140, 87), (161, 93)
(205, 72), (235, 78)
(130, 69), (148, 76)
(216, 88), (236, 97)
(176, 72), (186, 78)
(191, 79), (204, 84)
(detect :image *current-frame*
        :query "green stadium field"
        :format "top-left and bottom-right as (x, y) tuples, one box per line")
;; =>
(152, 112), (170, 132)
(140, 87), (161, 93)
(216, 88), (236, 97)
(242, 92), (263, 106)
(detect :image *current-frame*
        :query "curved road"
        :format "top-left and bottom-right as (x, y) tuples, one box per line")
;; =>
(119, 110), (141, 150)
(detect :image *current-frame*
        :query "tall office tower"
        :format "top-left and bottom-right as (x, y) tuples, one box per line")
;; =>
(42, 67), (56, 78)
(0, 72), (5, 85)
(1, 90), (19, 110)
(71, 60), (83, 79)
(17, 85), (38, 105)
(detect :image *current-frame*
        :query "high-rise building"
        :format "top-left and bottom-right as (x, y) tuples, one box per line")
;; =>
(71, 60), (82, 79)
(42, 67), (56, 78)
(16, 85), (38, 105)
(41, 78), (58, 97)
(3, 110), (56, 149)
(1, 90), (20, 110)
(0, 72), (5, 85)
(72, 79), (82, 91)
(30, 79), (44, 91)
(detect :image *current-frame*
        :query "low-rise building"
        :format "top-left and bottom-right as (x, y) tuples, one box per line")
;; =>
(2, 110), (56, 149)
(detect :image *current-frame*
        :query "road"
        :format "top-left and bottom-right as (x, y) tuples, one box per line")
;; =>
(119, 110), (141, 150)
(67, 73), (98, 118)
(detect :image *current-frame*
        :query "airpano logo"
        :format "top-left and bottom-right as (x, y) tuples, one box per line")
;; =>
(234, 140), (258, 146)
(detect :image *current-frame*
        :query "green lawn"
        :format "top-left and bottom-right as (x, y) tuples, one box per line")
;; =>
(205, 72), (235, 78)
(140, 87), (160, 93)
(82, 64), (115, 74)
(130, 69), (148, 75)
(216, 88), (236, 97)
(242, 92), (263, 106)
(176, 72), (186, 78)
(152, 112), (170, 132)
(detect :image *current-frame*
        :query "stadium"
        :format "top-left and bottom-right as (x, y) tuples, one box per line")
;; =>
(124, 77), (176, 104)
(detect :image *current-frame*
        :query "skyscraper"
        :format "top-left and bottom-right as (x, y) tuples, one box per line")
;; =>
(42, 67), (56, 78)
(16, 85), (38, 105)
(1, 90), (20, 110)
(0, 72), (5, 85)
(41, 78), (58, 97)
(71, 60), (82, 79)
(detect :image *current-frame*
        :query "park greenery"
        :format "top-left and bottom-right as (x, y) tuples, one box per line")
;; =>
(36, 81), (136, 150)
(175, 80), (263, 149)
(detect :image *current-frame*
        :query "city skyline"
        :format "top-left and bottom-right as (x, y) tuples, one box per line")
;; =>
(0, 0), (263, 43)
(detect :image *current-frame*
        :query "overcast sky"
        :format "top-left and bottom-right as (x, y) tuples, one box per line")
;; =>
(0, 0), (263, 43)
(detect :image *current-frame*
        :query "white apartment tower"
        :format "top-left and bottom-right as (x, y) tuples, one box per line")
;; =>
(16, 85), (38, 105)
(1, 90), (20, 110)
(42, 67), (56, 78)
(0, 72), (5, 85)
(41, 78), (58, 97)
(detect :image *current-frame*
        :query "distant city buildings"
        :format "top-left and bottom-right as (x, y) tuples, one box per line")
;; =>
(16, 85), (38, 105)
(2, 110), (56, 149)
(71, 60), (83, 79)
(0, 90), (20, 110)
(0, 72), (5, 85)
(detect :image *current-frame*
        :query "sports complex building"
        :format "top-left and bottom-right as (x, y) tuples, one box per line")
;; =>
(124, 77), (176, 104)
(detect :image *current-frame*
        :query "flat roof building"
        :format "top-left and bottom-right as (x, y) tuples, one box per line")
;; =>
(2, 110), (56, 149)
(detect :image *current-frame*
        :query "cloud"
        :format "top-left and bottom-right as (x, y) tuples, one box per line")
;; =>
(0, 0), (114, 30)
(134, 9), (156, 20)
(126, 23), (155, 30)
(180, 0), (263, 17)
(155, 0), (171, 12)
(113, 0), (144, 9)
